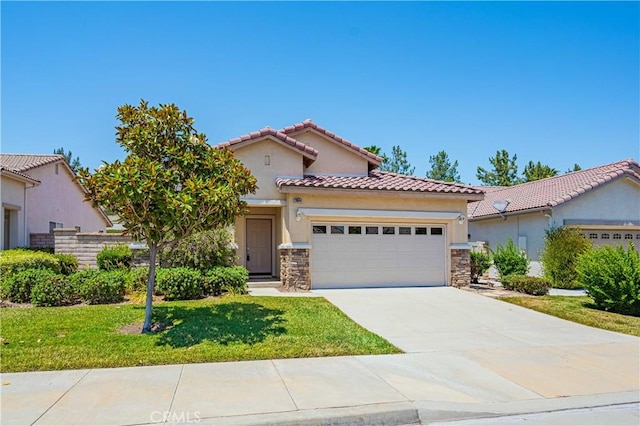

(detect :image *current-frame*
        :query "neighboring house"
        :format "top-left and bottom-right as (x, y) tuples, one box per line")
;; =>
(217, 119), (483, 290)
(0, 154), (111, 249)
(468, 159), (640, 265)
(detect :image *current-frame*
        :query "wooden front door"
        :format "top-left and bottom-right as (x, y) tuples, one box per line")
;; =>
(246, 218), (272, 275)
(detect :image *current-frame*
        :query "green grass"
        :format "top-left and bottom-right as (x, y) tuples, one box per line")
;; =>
(0, 296), (400, 372)
(499, 295), (640, 337)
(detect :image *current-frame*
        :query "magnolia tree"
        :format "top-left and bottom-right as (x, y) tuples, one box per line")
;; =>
(78, 100), (257, 333)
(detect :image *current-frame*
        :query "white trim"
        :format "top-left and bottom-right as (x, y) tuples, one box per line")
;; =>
(297, 208), (461, 220)
(449, 243), (472, 250)
(242, 198), (287, 207)
(303, 173), (369, 178)
(278, 242), (312, 249)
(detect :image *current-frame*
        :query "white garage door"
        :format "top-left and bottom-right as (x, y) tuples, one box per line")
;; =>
(311, 223), (446, 289)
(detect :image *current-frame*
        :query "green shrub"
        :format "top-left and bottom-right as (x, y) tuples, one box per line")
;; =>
(492, 239), (529, 279)
(577, 243), (640, 316)
(160, 229), (236, 270)
(97, 245), (132, 271)
(54, 254), (79, 275)
(541, 226), (591, 289)
(156, 268), (203, 301)
(501, 275), (550, 296)
(0, 249), (61, 276)
(205, 266), (249, 296)
(75, 270), (127, 305)
(1, 269), (57, 303)
(125, 267), (150, 293)
(31, 274), (73, 307)
(470, 251), (492, 283)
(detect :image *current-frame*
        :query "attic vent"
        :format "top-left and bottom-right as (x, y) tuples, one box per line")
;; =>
(55, 164), (59, 174)
(264, 155), (270, 166)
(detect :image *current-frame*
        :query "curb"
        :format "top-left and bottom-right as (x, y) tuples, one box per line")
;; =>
(188, 402), (420, 425)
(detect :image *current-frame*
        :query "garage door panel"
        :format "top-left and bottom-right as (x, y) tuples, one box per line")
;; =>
(311, 223), (446, 289)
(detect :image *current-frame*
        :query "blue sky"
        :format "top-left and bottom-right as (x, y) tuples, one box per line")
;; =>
(2, 1), (638, 185)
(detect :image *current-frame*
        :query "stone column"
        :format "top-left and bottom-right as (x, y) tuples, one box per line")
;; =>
(279, 248), (310, 291)
(450, 248), (471, 287)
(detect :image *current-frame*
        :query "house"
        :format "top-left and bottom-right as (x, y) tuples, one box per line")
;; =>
(0, 154), (112, 249)
(468, 159), (640, 268)
(217, 119), (484, 290)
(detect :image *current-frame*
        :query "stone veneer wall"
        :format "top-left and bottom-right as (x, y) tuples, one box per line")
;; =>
(54, 228), (132, 269)
(30, 233), (55, 249)
(450, 248), (471, 287)
(279, 248), (310, 291)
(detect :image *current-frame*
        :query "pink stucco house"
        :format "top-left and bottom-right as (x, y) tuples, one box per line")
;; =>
(217, 119), (484, 290)
(0, 154), (111, 249)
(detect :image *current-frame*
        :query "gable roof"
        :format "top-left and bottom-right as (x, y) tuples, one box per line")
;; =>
(0, 153), (112, 227)
(468, 158), (640, 219)
(280, 119), (383, 168)
(217, 126), (319, 166)
(277, 170), (483, 198)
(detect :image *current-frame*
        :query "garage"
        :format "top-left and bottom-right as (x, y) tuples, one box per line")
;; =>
(310, 223), (446, 289)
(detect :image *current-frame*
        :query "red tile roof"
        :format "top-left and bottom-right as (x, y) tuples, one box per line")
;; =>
(277, 170), (483, 196)
(217, 126), (319, 160)
(468, 159), (640, 219)
(1, 154), (64, 172)
(279, 119), (383, 166)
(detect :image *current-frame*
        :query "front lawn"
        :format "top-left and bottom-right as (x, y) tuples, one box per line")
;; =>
(499, 295), (640, 337)
(0, 296), (400, 372)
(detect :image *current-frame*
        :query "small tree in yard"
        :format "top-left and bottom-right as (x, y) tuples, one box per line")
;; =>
(541, 226), (591, 289)
(78, 100), (257, 333)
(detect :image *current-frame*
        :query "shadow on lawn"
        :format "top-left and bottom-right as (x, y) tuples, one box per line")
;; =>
(152, 302), (286, 348)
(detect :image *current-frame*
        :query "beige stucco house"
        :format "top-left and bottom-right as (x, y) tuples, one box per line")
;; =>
(0, 154), (111, 249)
(217, 119), (484, 290)
(468, 159), (640, 266)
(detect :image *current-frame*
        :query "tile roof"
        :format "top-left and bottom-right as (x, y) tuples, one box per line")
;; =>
(0, 167), (40, 184)
(276, 170), (484, 196)
(279, 119), (383, 166)
(1, 154), (64, 172)
(468, 159), (640, 219)
(217, 126), (319, 160)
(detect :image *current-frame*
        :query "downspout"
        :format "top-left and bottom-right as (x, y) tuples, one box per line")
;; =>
(24, 182), (37, 247)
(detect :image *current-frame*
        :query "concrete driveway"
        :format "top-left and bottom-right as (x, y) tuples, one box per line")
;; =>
(314, 287), (640, 399)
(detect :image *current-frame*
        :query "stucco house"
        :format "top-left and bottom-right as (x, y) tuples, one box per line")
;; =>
(468, 159), (640, 266)
(217, 119), (484, 290)
(0, 154), (111, 250)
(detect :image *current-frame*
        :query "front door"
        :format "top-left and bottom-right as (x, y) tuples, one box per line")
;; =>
(246, 218), (272, 275)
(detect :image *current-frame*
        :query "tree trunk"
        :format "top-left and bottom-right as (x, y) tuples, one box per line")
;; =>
(142, 243), (157, 333)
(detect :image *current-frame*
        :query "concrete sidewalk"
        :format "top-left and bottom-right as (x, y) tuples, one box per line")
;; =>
(2, 288), (639, 425)
(2, 356), (638, 425)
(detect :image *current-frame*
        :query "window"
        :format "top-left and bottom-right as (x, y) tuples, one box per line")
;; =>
(312, 225), (327, 234)
(331, 225), (344, 235)
(613, 233), (621, 240)
(383, 226), (395, 235)
(365, 226), (378, 235)
(431, 227), (443, 235)
(601, 233), (610, 239)
(75, 226), (81, 232)
(49, 222), (63, 233)
(625, 234), (633, 240)
(348, 226), (362, 235)
(415, 227), (427, 235)
(589, 233), (598, 239)
(399, 227), (411, 235)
